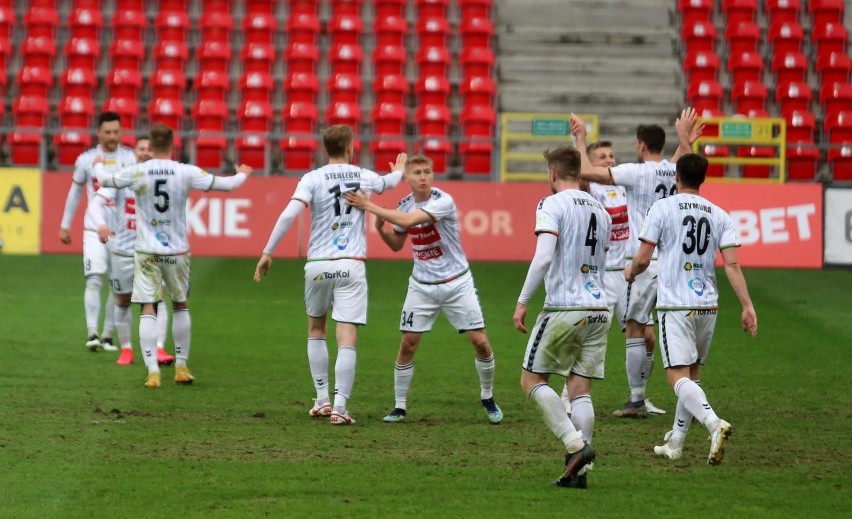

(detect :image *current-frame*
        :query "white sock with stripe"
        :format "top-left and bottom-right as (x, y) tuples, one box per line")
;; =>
(155, 300), (168, 349)
(393, 362), (414, 410)
(530, 383), (584, 452)
(307, 338), (330, 404)
(139, 314), (159, 373)
(569, 394), (595, 445)
(674, 377), (720, 432)
(626, 338), (646, 402)
(333, 346), (356, 413)
(474, 354), (495, 400)
(114, 304), (132, 349)
(172, 309), (191, 367)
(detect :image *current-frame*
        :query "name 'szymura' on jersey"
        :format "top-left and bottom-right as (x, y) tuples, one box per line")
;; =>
(96, 186), (137, 256)
(293, 164), (392, 261)
(589, 182), (629, 270)
(610, 160), (677, 258)
(639, 193), (740, 309)
(535, 189), (612, 310)
(73, 146), (137, 231)
(392, 188), (469, 284)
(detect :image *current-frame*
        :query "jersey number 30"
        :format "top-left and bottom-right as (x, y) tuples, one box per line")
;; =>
(682, 216), (711, 255)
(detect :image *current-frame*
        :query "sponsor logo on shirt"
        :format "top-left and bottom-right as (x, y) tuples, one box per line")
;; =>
(683, 262), (704, 271)
(313, 270), (350, 281)
(580, 264), (599, 274)
(156, 231), (170, 246)
(688, 278), (705, 296)
(574, 313), (609, 326)
(465, 310), (483, 327)
(155, 256), (177, 264)
(331, 221), (353, 231)
(584, 280), (602, 299)
(686, 309), (717, 317)
(333, 235), (349, 250)
(415, 246), (444, 261)
(409, 223), (441, 245)
(151, 219), (171, 227)
(606, 205), (628, 226)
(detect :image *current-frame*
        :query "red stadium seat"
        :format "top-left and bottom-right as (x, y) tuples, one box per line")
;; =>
(771, 52), (808, 89)
(240, 42), (273, 74)
(206, 0), (233, 13)
(730, 80), (768, 114)
(107, 68), (143, 100)
(287, 0), (319, 16)
(327, 72), (362, 103)
(154, 11), (190, 43)
(459, 141), (493, 174)
(812, 23), (849, 58)
(21, 36), (56, 69)
(677, 0), (713, 25)
(376, 0), (406, 19)
(238, 71), (274, 102)
(199, 11), (233, 43)
(687, 80), (724, 112)
(246, 0), (276, 13)
(459, 0), (493, 18)
(725, 21), (761, 57)
(112, 10), (146, 41)
(65, 37), (101, 70)
(374, 74), (409, 105)
(828, 144), (852, 181)
(372, 103), (407, 136)
(24, 7), (59, 38)
(0, 5), (14, 40)
(285, 13), (320, 45)
(286, 72), (320, 103)
(13, 96), (50, 126)
(237, 101), (274, 168)
(152, 69), (187, 100)
(198, 41), (233, 74)
(283, 101), (318, 135)
(784, 110), (816, 143)
(809, 0), (845, 29)
(461, 76), (497, 107)
(285, 42), (320, 74)
(58, 96), (95, 129)
(159, 0), (191, 10)
(54, 131), (94, 167)
(820, 83), (852, 119)
(329, 44), (363, 75)
(721, 0), (757, 25)
(153, 41), (189, 71)
(824, 111), (852, 143)
(460, 47), (495, 79)
(461, 105), (496, 138)
(728, 51), (764, 86)
(332, 0), (362, 16)
(681, 20), (717, 53)
(282, 102), (319, 170)
(116, 0), (145, 9)
(415, 75), (450, 106)
(776, 81), (812, 114)
(766, 0), (801, 25)
(786, 143), (820, 180)
(148, 98), (185, 130)
(372, 44), (407, 77)
(328, 14), (363, 47)
(325, 101), (362, 129)
(193, 99), (229, 169)
(193, 99), (229, 131)
(703, 144), (730, 177)
(459, 17), (494, 49)
(418, 138), (452, 174)
(62, 67), (97, 98)
(195, 69), (231, 102)
(244, 12), (276, 45)
(0, 39), (8, 85)
(415, 0), (448, 18)
(416, 17), (450, 48)
(102, 97), (140, 132)
(370, 139), (408, 171)
(375, 15), (408, 47)
(415, 104), (452, 136)
(17, 66), (53, 97)
(69, 7), (102, 39)
(817, 52), (851, 88)
(416, 46), (451, 77)
(768, 21), (804, 55)
(12, 96), (50, 165)
(738, 145), (775, 178)
(684, 50), (720, 83)
(109, 39), (145, 70)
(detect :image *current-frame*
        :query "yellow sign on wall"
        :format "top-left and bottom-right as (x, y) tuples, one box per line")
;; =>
(0, 168), (42, 254)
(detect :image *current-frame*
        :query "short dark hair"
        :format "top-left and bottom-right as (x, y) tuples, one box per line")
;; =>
(586, 141), (613, 154)
(149, 124), (174, 153)
(97, 111), (121, 129)
(543, 146), (581, 180)
(323, 125), (353, 158)
(636, 124), (665, 154)
(136, 135), (150, 144)
(676, 153), (709, 188)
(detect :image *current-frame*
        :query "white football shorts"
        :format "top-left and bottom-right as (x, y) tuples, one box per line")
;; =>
(82, 229), (109, 277)
(657, 309), (717, 369)
(399, 271), (485, 333)
(604, 269), (627, 321)
(109, 253), (134, 295)
(522, 310), (610, 379)
(303, 259), (367, 325)
(132, 253), (191, 304)
(621, 259), (658, 325)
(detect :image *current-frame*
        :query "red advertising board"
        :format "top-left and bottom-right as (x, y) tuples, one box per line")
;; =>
(39, 173), (822, 268)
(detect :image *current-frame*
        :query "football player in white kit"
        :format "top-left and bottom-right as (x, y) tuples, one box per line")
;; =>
(572, 109), (701, 418)
(97, 124), (253, 388)
(513, 146), (611, 489)
(254, 125), (406, 425)
(89, 136), (175, 366)
(342, 155), (503, 425)
(625, 153), (757, 465)
(59, 112), (137, 352)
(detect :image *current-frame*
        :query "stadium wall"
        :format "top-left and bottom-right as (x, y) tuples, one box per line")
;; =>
(1, 172), (827, 268)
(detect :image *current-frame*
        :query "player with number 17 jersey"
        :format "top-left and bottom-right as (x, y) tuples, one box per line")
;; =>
(535, 190), (611, 311)
(294, 164), (394, 260)
(639, 193), (740, 310)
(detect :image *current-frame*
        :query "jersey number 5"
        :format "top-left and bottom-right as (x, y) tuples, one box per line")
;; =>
(328, 182), (361, 216)
(682, 216), (711, 255)
(154, 179), (170, 213)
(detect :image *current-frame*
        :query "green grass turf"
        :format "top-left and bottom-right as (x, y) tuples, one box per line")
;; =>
(0, 255), (849, 518)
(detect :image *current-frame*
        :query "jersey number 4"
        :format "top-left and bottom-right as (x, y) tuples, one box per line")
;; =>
(328, 182), (361, 216)
(154, 179), (170, 213)
(585, 213), (599, 255)
(682, 215), (711, 255)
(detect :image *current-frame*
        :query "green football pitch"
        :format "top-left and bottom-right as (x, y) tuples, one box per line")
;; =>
(0, 255), (849, 518)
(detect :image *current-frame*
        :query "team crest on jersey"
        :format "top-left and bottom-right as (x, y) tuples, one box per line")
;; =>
(688, 278), (705, 296)
(584, 280), (602, 299)
(156, 231), (170, 247)
(333, 235), (349, 250)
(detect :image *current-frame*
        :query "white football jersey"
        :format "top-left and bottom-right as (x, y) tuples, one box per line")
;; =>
(589, 182), (629, 270)
(534, 189), (611, 310)
(96, 187), (137, 256)
(392, 188), (469, 283)
(610, 159), (677, 258)
(103, 159), (217, 255)
(640, 193), (740, 309)
(293, 164), (391, 260)
(74, 145), (137, 231)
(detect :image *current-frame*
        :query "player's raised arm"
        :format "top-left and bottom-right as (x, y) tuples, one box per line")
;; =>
(374, 214), (408, 252)
(343, 191), (432, 229)
(513, 232), (558, 333)
(720, 247), (758, 337)
(670, 107), (705, 164)
(571, 114), (612, 185)
(254, 198), (308, 282)
(377, 152), (408, 192)
(206, 164), (253, 192)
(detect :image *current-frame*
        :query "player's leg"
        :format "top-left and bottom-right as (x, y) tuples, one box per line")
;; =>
(328, 260), (367, 425)
(82, 230), (109, 350)
(110, 253), (135, 365)
(101, 290), (117, 351)
(614, 263), (657, 418)
(384, 332), (422, 422)
(303, 261), (334, 417)
(330, 322), (358, 424)
(642, 322), (667, 414)
(132, 253), (162, 387)
(155, 283), (174, 364)
(161, 255), (192, 384)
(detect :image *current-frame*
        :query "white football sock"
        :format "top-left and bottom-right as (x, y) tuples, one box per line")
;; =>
(674, 377), (720, 432)
(626, 338), (646, 402)
(529, 383), (584, 452)
(155, 300), (168, 349)
(101, 290), (116, 339)
(569, 394), (595, 445)
(393, 362), (414, 410)
(670, 378), (699, 447)
(84, 275), (102, 336)
(561, 384), (572, 416)
(114, 304), (133, 349)
(139, 314), (159, 373)
(333, 346), (356, 413)
(172, 309), (191, 367)
(307, 338), (330, 404)
(642, 350), (655, 386)
(474, 354), (495, 400)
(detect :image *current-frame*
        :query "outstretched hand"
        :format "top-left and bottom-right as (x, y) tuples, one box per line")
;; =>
(391, 152), (408, 173)
(570, 113), (587, 141)
(236, 164), (254, 176)
(676, 107), (705, 145)
(254, 254), (272, 283)
(343, 191), (370, 211)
